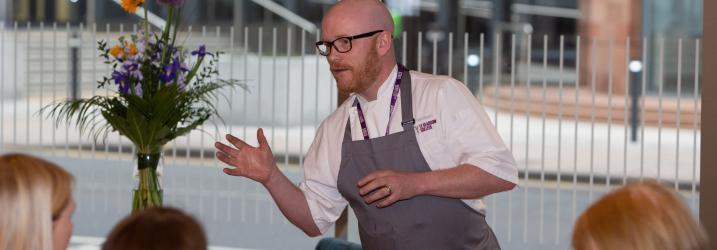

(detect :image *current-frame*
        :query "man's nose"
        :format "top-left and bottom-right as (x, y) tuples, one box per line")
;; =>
(327, 48), (342, 63)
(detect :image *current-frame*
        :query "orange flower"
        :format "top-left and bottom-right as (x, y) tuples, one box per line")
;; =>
(125, 42), (139, 55)
(121, 0), (144, 13)
(109, 45), (124, 59)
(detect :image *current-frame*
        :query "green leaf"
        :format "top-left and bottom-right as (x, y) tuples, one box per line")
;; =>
(126, 108), (149, 152)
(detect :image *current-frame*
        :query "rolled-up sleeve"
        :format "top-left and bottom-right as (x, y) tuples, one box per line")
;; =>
(298, 121), (348, 234)
(440, 80), (519, 184)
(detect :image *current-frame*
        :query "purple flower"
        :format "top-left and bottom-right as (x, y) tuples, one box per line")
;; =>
(157, 0), (184, 7)
(176, 74), (187, 89)
(180, 61), (189, 72)
(134, 83), (143, 96)
(159, 63), (177, 83)
(111, 70), (131, 94)
(191, 45), (212, 58)
(122, 61), (143, 80)
(154, 43), (179, 62)
(135, 43), (145, 57)
(159, 57), (186, 83)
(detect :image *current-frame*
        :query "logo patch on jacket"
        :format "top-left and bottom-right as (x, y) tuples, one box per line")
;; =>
(415, 119), (437, 133)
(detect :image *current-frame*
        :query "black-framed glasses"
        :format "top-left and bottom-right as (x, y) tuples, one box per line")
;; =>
(315, 30), (383, 56)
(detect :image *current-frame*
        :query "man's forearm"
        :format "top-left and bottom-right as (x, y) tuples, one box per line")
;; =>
(263, 169), (322, 237)
(415, 164), (516, 199)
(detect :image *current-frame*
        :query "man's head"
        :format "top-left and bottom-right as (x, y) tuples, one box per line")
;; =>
(319, 0), (396, 96)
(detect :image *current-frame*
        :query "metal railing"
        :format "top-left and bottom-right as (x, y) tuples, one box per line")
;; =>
(0, 22), (701, 249)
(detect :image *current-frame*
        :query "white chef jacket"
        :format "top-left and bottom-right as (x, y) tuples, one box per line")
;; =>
(298, 65), (519, 234)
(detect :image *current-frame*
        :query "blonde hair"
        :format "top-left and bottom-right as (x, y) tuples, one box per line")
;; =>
(0, 154), (74, 250)
(573, 181), (708, 250)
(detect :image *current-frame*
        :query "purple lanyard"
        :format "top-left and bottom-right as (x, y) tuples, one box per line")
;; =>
(355, 65), (405, 140)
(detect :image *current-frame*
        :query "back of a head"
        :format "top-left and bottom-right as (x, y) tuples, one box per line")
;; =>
(0, 154), (74, 250)
(103, 207), (208, 250)
(572, 181), (708, 250)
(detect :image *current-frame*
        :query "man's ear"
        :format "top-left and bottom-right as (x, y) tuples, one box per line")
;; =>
(376, 31), (392, 56)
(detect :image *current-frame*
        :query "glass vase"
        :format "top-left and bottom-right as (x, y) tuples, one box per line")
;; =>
(132, 152), (163, 211)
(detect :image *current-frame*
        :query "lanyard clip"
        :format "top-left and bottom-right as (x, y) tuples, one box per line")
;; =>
(401, 119), (415, 126)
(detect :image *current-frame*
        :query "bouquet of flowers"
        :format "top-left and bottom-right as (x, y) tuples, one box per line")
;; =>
(47, 0), (242, 211)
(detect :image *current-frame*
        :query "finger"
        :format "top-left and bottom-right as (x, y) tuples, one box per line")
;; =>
(222, 167), (242, 176)
(363, 186), (391, 204)
(358, 179), (386, 196)
(215, 142), (239, 155)
(226, 134), (251, 149)
(358, 171), (385, 187)
(257, 128), (269, 149)
(216, 151), (236, 166)
(376, 194), (398, 208)
(357, 175), (374, 188)
(221, 167), (242, 176)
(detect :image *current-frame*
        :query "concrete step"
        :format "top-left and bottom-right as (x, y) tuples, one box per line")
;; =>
(481, 86), (700, 128)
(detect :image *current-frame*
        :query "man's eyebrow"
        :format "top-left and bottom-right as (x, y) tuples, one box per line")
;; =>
(322, 33), (349, 41)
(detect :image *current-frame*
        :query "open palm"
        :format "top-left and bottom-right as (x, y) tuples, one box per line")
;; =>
(215, 128), (277, 184)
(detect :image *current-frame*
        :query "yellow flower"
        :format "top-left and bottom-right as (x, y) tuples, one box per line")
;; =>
(110, 45), (124, 59)
(121, 0), (144, 13)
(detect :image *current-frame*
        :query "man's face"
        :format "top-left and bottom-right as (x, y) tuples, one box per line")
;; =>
(322, 26), (382, 95)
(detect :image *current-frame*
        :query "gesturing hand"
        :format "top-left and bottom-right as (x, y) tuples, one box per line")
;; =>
(215, 128), (277, 185)
(357, 170), (422, 208)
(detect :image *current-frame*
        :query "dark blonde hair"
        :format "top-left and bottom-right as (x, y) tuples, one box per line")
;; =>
(0, 154), (74, 250)
(573, 181), (708, 250)
(103, 207), (208, 250)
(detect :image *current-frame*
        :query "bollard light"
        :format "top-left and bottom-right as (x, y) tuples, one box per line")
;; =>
(629, 60), (643, 73)
(467, 54), (480, 67)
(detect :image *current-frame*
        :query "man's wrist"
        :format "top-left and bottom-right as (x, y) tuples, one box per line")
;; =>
(411, 171), (429, 197)
(263, 165), (282, 188)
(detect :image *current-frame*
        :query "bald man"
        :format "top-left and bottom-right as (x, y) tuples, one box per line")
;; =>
(215, 0), (518, 249)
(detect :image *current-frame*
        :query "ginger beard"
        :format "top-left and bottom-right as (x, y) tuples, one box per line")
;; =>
(331, 44), (381, 95)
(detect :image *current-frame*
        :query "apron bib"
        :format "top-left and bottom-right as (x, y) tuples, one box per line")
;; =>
(336, 67), (500, 250)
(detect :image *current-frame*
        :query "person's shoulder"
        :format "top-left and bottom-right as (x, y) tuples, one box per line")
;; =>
(408, 70), (456, 84)
(408, 71), (470, 97)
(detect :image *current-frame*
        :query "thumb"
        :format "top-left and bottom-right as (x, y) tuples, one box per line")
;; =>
(257, 128), (269, 149)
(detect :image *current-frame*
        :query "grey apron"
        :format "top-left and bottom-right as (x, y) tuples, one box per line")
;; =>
(336, 69), (501, 250)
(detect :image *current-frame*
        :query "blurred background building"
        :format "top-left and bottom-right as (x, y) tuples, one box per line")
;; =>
(0, 0), (703, 95)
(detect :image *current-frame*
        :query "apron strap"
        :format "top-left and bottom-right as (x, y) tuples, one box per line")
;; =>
(399, 68), (415, 131)
(343, 103), (354, 142)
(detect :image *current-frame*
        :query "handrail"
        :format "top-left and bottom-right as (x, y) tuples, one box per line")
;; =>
(251, 0), (318, 34)
(110, 0), (317, 34)
(111, 0), (167, 30)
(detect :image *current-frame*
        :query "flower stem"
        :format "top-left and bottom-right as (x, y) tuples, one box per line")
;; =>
(160, 7), (175, 65)
(133, 152), (163, 211)
(170, 7), (181, 50)
(143, 4), (149, 41)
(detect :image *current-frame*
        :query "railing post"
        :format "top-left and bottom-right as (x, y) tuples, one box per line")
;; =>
(69, 29), (80, 100)
(629, 69), (641, 142)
